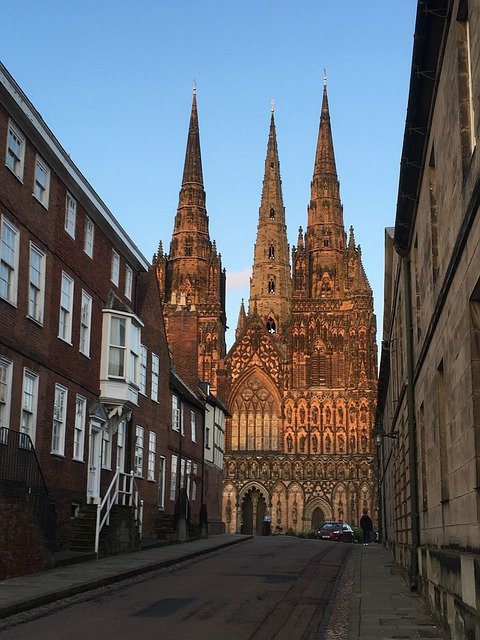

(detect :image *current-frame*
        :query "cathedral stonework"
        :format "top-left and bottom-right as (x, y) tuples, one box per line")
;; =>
(222, 84), (377, 535)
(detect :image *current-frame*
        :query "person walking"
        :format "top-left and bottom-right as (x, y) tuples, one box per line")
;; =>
(360, 508), (373, 545)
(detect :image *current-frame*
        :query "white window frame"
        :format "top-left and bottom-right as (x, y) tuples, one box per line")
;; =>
(104, 312), (142, 382)
(33, 155), (50, 209)
(73, 395), (86, 461)
(172, 394), (180, 431)
(116, 419), (126, 472)
(170, 454), (178, 501)
(151, 353), (159, 402)
(65, 193), (77, 238)
(21, 369), (38, 446)
(158, 456), (166, 509)
(28, 243), (46, 324)
(0, 216), (20, 306)
(191, 410), (196, 442)
(6, 120), (25, 180)
(51, 384), (67, 456)
(80, 290), (92, 357)
(111, 249), (120, 286)
(101, 426), (112, 469)
(125, 265), (133, 300)
(140, 345), (147, 395)
(0, 357), (13, 434)
(129, 322), (141, 386)
(147, 431), (156, 481)
(134, 425), (144, 477)
(180, 458), (185, 489)
(191, 463), (198, 501)
(58, 271), (74, 343)
(84, 217), (94, 258)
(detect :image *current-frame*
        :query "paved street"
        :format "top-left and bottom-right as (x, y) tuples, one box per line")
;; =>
(0, 537), (351, 640)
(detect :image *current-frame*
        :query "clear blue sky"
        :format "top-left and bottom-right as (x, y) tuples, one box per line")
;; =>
(1, 1), (416, 350)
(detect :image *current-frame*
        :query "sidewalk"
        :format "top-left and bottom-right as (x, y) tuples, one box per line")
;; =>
(347, 544), (446, 640)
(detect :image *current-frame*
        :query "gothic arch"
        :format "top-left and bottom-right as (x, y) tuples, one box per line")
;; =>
(229, 367), (282, 452)
(304, 496), (332, 528)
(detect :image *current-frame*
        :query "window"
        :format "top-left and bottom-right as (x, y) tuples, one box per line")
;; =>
(268, 278), (275, 293)
(111, 250), (120, 286)
(0, 217), (19, 305)
(148, 431), (156, 481)
(108, 316), (126, 377)
(205, 425), (211, 449)
(180, 458), (186, 489)
(172, 394), (180, 431)
(73, 395), (86, 461)
(268, 244), (275, 259)
(84, 217), (94, 257)
(151, 353), (159, 402)
(191, 411), (196, 442)
(129, 322), (141, 386)
(0, 358), (12, 435)
(59, 272), (74, 343)
(140, 345), (147, 395)
(170, 454), (178, 501)
(33, 156), (50, 208)
(125, 265), (133, 300)
(101, 426), (112, 469)
(28, 244), (46, 323)
(134, 426), (144, 477)
(65, 193), (77, 238)
(6, 120), (25, 180)
(51, 384), (67, 455)
(80, 291), (92, 356)
(158, 456), (166, 509)
(116, 419), (126, 472)
(269, 207), (275, 219)
(21, 369), (38, 446)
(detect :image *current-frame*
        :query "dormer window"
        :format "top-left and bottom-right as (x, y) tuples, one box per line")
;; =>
(269, 207), (275, 219)
(268, 244), (275, 259)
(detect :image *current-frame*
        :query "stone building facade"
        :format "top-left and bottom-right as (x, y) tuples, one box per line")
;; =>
(376, 1), (480, 636)
(222, 85), (377, 536)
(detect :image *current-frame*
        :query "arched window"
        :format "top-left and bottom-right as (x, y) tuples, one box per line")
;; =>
(267, 317), (276, 333)
(268, 278), (275, 293)
(268, 244), (275, 259)
(269, 207), (275, 219)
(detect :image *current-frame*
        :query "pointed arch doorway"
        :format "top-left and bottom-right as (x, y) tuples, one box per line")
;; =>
(241, 488), (267, 535)
(311, 507), (325, 531)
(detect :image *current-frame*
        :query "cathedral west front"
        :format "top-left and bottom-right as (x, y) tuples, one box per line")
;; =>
(155, 80), (377, 536)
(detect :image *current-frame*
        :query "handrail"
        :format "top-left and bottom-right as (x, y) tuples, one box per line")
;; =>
(94, 469), (143, 554)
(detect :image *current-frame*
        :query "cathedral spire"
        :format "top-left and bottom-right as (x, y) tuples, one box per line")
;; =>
(249, 109), (291, 334)
(312, 80), (338, 186)
(181, 87), (204, 187)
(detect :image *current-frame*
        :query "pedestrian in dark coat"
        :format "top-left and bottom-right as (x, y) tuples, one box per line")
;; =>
(360, 508), (373, 545)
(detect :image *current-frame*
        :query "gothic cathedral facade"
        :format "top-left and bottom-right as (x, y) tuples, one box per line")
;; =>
(222, 83), (377, 535)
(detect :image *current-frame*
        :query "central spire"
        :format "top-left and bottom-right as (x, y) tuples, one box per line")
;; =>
(248, 108), (291, 334)
(181, 88), (204, 187)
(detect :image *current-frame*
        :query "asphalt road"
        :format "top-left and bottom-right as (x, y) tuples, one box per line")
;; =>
(1, 537), (353, 640)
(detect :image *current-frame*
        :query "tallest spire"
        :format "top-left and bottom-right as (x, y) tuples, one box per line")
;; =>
(312, 80), (338, 186)
(181, 87), (204, 186)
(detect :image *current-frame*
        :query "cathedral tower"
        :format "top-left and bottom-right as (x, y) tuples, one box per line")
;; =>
(249, 107), (292, 335)
(223, 85), (377, 536)
(155, 87), (226, 394)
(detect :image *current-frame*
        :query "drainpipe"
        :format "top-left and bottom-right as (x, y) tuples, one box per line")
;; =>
(403, 257), (420, 590)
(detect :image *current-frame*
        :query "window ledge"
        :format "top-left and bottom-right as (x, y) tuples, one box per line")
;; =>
(58, 336), (73, 346)
(32, 193), (49, 210)
(27, 315), (44, 327)
(73, 457), (85, 463)
(5, 163), (24, 183)
(0, 296), (18, 309)
(51, 452), (65, 458)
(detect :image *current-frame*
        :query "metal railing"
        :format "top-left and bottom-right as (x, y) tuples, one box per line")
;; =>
(94, 468), (143, 554)
(0, 427), (56, 551)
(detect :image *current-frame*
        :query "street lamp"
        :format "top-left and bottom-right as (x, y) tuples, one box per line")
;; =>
(374, 430), (399, 446)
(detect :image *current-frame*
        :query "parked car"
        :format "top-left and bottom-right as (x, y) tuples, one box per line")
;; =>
(316, 522), (355, 543)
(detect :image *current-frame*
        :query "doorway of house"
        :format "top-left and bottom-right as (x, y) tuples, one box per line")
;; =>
(241, 488), (267, 534)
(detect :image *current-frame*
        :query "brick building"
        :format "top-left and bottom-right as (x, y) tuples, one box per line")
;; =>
(376, 0), (480, 635)
(0, 64), (208, 577)
(221, 86), (377, 535)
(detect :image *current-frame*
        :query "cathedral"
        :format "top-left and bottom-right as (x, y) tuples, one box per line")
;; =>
(221, 81), (377, 535)
(155, 81), (377, 536)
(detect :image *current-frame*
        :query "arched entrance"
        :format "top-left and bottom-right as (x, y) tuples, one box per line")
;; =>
(311, 507), (325, 530)
(241, 488), (267, 534)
